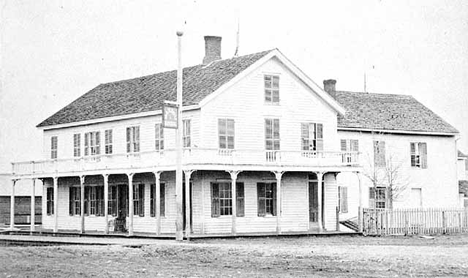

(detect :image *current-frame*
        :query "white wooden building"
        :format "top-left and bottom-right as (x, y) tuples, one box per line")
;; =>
(9, 36), (460, 237)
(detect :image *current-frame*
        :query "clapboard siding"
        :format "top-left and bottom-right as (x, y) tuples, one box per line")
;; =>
(337, 131), (459, 221)
(42, 110), (200, 160)
(200, 57), (339, 152)
(324, 173), (338, 231)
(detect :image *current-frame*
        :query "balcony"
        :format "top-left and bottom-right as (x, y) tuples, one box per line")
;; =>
(12, 149), (360, 178)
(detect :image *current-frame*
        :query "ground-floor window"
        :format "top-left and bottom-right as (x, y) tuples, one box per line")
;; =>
(46, 187), (54, 215)
(69, 187), (81, 215)
(150, 183), (166, 217)
(133, 184), (145, 217)
(257, 182), (276, 216)
(369, 187), (387, 209)
(211, 182), (245, 217)
(84, 186), (105, 216)
(338, 186), (348, 213)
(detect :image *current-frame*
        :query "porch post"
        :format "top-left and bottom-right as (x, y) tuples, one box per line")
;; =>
(274, 171), (283, 234)
(228, 170), (240, 235)
(10, 179), (17, 230)
(357, 172), (363, 233)
(30, 178), (36, 232)
(103, 174), (109, 234)
(53, 177), (58, 233)
(80, 175), (85, 234)
(154, 171), (161, 235)
(184, 170), (194, 239)
(316, 172), (323, 232)
(128, 173), (134, 236)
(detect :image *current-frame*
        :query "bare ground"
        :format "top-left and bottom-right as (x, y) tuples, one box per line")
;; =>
(1, 234), (468, 277)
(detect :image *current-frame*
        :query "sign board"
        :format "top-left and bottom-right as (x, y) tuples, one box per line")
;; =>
(162, 101), (178, 129)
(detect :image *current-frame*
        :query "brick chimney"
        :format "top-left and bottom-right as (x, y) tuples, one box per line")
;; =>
(323, 79), (337, 99)
(203, 36), (222, 65)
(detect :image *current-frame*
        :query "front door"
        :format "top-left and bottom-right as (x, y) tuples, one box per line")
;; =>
(309, 181), (318, 224)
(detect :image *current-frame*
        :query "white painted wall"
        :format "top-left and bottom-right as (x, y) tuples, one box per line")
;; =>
(457, 158), (467, 181)
(337, 130), (460, 221)
(200, 57), (340, 152)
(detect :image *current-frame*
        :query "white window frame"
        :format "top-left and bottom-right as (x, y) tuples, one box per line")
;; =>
(301, 123), (323, 152)
(155, 123), (164, 151)
(411, 142), (427, 169)
(126, 126), (140, 153)
(183, 120), (191, 148)
(73, 134), (81, 157)
(264, 75), (280, 104)
(85, 131), (101, 156)
(105, 129), (113, 155)
(218, 118), (235, 150)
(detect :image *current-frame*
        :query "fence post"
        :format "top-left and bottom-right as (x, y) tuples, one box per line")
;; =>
(405, 212), (409, 235)
(442, 211), (446, 234)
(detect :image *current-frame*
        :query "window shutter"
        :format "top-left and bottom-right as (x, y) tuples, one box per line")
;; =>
(340, 139), (347, 151)
(84, 133), (89, 156)
(211, 183), (220, 217)
(420, 143), (428, 169)
(369, 187), (375, 209)
(236, 182), (245, 217)
(135, 127), (140, 152)
(272, 183), (277, 216)
(351, 140), (359, 152)
(126, 128), (131, 152)
(316, 124), (323, 151)
(160, 183), (165, 217)
(257, 183), (266, 217)
(150, 184), (155, 217)
(84, 186), (90, 216)
(139, 184), (145, 217)
(96, 132), (101, 155)
(69, 187), (73, 216)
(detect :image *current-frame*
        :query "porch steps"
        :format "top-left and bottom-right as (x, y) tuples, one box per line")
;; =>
(340, 217), (359, 232)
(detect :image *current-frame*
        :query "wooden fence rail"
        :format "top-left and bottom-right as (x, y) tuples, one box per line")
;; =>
(363, 208), (468, 235)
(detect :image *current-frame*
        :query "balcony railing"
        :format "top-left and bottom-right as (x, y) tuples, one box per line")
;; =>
(12, 149), (360, 177)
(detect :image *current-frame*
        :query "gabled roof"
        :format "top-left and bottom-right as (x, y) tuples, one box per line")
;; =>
(37, 50), (274, 127)
(459, 150), (467, 158)
(335, 91), (458, 134)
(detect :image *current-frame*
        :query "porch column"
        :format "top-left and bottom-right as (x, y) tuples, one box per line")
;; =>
(128, 173), (134, 236)
(154, 171), (161, 235)
(316, 172), (323, 232)
(274, 171), (283, 234)
(103, 174), (109, 234)
(80, 176), (85, 234)
(184, 170), (194, 239)
(30, 178), (36, 232)
(356, 172), (363, 233)
(227, 170), (240, 235)
(10, 179), (17, 230)
(53, 177), (58, 233)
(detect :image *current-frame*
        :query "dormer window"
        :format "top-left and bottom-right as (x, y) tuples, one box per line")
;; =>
(264, 75), (279, 104)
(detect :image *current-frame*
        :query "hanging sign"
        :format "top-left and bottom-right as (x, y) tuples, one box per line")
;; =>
(162, 101), (178, 129)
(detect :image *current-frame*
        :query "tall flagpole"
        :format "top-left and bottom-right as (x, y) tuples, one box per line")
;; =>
(175, 30), (184, 241)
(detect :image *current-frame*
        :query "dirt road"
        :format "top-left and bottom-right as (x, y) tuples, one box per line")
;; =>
(1, 235), (467, 277)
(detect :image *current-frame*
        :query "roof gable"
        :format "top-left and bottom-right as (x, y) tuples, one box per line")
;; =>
(335, 91), (458, 134)
(37, 50), (273, 127)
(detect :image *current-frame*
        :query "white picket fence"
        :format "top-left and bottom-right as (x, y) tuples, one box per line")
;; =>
(363, 208), (468, 235)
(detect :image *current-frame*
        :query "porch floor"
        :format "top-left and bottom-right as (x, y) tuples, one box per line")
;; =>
(0, 225), (361, 243)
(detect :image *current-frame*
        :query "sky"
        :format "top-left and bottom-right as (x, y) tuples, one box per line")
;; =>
(0, 0), (467, 173)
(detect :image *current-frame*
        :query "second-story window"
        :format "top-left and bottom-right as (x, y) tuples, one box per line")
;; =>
(105, 129), (113, 154)
(218, 119), (235, 150)
(264, 75), (279, 103)
(265, 119), (280, 151)
(85, 131), (101, 156)
(73, 134), (81, 157)
(126, 126), (140, 153)
(410, 142), (427, 168)
(51, 136), (58, 159)
(340, 139), (359, 163)
(183, 120), (191, 148)
(155, 123), (164, 151)
(374, 141), (386, 167)
(301, 123), (323, 151)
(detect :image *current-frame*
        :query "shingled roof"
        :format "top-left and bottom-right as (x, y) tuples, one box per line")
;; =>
(37, 50), (273, 127)
(335, 91), (458, 134)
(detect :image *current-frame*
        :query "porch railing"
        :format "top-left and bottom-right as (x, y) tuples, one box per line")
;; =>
(12, 148), (360, 177)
